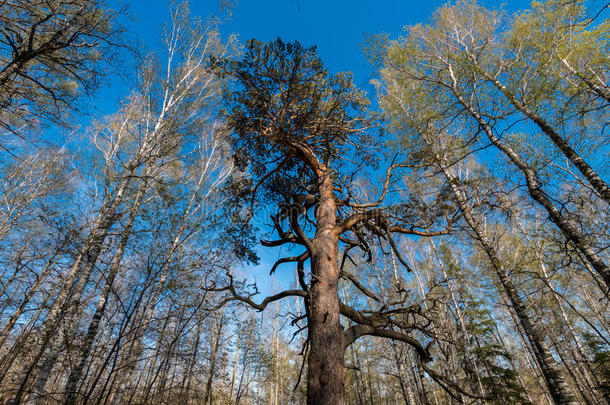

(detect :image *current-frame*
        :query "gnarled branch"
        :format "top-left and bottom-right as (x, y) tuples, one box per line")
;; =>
(205, 273), (307, 312)
(269, 251), (309, 275)
(343, 324), (432, 362)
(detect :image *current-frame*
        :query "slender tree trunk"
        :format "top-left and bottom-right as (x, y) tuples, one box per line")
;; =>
(8, 174), (131, 405)
(559, 57), (610, 103)
(389, 341), (414, 405)
(63, 180), (147, 404)
(447, 77), (610, 291)
(440, 164), (577, 405)
(0, 251), (62, 351)
(86, 289), (146, 405)
(181, 310), (204, 404)
(532, 247), (606, 403)
(203, 312), (225, 405)
(229, 337), (238, 402)
(547, 332), (591, 404)
(485, 73), (610, 204)
(433, 240), (485, 400)
(114, 266), (170, 403)
(146, 312), (175, 405)
(28, 204), (130, 404)
(364, 342), (375, 404)
(0, 263), (25, 317)
(492, 325), (535, 404)
(415, 359), (432, 405)
(0, 293), (49, 387)
(348, 344), (366, 404)
(307, 174), (344, 405)
(499, 292), (555, 404)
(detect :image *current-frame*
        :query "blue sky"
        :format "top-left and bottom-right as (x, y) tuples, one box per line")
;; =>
(95, 0), (534, 292)
(94, 0), (533, 116)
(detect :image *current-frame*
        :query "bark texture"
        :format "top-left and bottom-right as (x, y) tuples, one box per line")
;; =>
(307, 175), (344, 405)
(442, 165), (578, 405)
(307, 175), (345, 405)
(448, 80), (610, 291)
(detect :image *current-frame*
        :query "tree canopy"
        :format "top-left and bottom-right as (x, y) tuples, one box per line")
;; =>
(0, 1), (607, 404)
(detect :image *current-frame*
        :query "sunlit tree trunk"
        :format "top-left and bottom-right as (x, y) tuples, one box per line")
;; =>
(445, 80), (610, 291)
(479, 71), (610, 205)
(63, 178), (148, 404)
(9, 172), (133, 405)
(440, 162), (577, 405)
(306, 174), (344, 405)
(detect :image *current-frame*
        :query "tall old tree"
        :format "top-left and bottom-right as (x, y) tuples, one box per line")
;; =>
(214, 39), (454, 405)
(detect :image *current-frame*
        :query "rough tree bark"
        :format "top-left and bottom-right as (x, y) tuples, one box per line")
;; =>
(306, 173), (344, 405)
(219, 39), (442, 405)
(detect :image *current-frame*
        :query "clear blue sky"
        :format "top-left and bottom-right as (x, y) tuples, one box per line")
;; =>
(94, 0), (532, 116)
(97, 0), (534, 291)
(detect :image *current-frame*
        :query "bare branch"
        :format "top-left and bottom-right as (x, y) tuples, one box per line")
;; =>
(343, 324), (432, 362)
(269, 251), (309, 275)
(206, 273), (307, 312)
(340, 270), (380, 303)
(348, 161), (409, 208)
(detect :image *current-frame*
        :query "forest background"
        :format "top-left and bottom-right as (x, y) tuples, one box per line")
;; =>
(0, 0), (608, 404)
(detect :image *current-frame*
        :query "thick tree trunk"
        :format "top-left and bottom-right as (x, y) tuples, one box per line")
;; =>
(307, 174), (345, 405)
